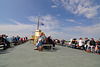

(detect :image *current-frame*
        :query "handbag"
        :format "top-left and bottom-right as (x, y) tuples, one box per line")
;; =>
(86, 48), (91, 53)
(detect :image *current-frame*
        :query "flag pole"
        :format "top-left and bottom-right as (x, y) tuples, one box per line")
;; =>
(37, 13), (40, 30)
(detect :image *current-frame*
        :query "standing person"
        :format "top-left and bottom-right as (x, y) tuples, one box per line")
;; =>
(90, 38), (96, 53)
(79, 38), (85, 50)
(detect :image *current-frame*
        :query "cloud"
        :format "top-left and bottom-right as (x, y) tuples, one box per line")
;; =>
(28, 15), (65, 39)
(66, 19), (82, 24)
(27, 16), (38, 23)
(0, 19), (36, 38)
(9, 19), (21, 25)
(80, 24), (100, 34)
(52, 0), (60, 5)
(51, 5), (57, 8)
(57, 14), (60, 17)
(28, 15), (100, 40)
(62, 23), (100, 40)
(1, 15), (100, 40)
(52, 0), (100, 18)
(66, 19), (75, 22)
(28, 15), (60, 31)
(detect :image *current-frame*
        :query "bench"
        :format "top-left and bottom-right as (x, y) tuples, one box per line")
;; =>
(0, 42), (6, 49)
(42, 44), (54, 50)
(10, 41), (21, 46)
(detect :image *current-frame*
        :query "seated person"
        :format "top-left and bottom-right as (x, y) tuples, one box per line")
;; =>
(0, 35), (6, 49)
(61, 39), (65, 46)
(47, 35), (55, 47)
(12, 36), (17, 42)
(48, 35), (53, 44)
(85, 38), (90, 51)
(11, 36), (18, 45)
(89, 38), (96, 53)
(16, 36), (20, 44)
(20, 38), (24, 43)
(69, 39), (73, 45)
(3, 35), (10, 48)
(95, 40), (100, 54)
(78, 38), (85, 50)
(34, 33), (45, 51)
(71, 38), (77, 48)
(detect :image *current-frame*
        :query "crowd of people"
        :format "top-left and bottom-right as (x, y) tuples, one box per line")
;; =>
(34, 33), (56, 51)
(68, 38), (100, 55)
(1, 33), (99, 55)
(0, 34), (28, 50)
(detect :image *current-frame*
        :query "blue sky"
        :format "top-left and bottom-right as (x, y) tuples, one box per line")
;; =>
(0, 0), (100, 40)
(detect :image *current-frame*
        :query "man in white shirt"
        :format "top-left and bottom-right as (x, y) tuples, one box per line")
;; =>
(79, 38), (85, 50)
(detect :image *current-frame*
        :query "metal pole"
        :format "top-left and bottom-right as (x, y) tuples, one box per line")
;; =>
(37, 13), (40, 30)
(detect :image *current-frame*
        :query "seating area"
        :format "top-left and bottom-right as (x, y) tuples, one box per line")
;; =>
(0, 41), (6, 50)
(0, 34), (28, 50)
(57, 38), (100, 55)
(34, 33), (56, 51)
(42, 44), (54, 51)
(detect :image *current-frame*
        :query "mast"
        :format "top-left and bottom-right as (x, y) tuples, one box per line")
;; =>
(37, 13), (40, 30)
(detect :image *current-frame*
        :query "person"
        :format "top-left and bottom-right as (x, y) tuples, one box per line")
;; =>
(78, 38), (85, 50)
(24, 37), (26, 42)
(3, 35), (10, 48)
(55, 39), (58, 44)
(12, 36), (17, 42)
(16, 36), (20, 41)
(48, 35), (53, 44)
(98, 38), (100, 50)
(95, 40), (100, 54)
(0, 35), (6, 49)
(89, 38), (96, 53)
(25, 37), (28, 41)
(35, 33), (46, 51)
(16, 36), (20, 44)
(47, 35), (55, 47)
(69, 39), (72, 45)
(20, 38), (24, 43)
(42, 34), (46, 44)
(61, 39), (65, 46)
(98, 38), (100, 45)
(71, 38), (77, 48)
(84, 38), (90, 51)
(11, 36), (18, 45)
